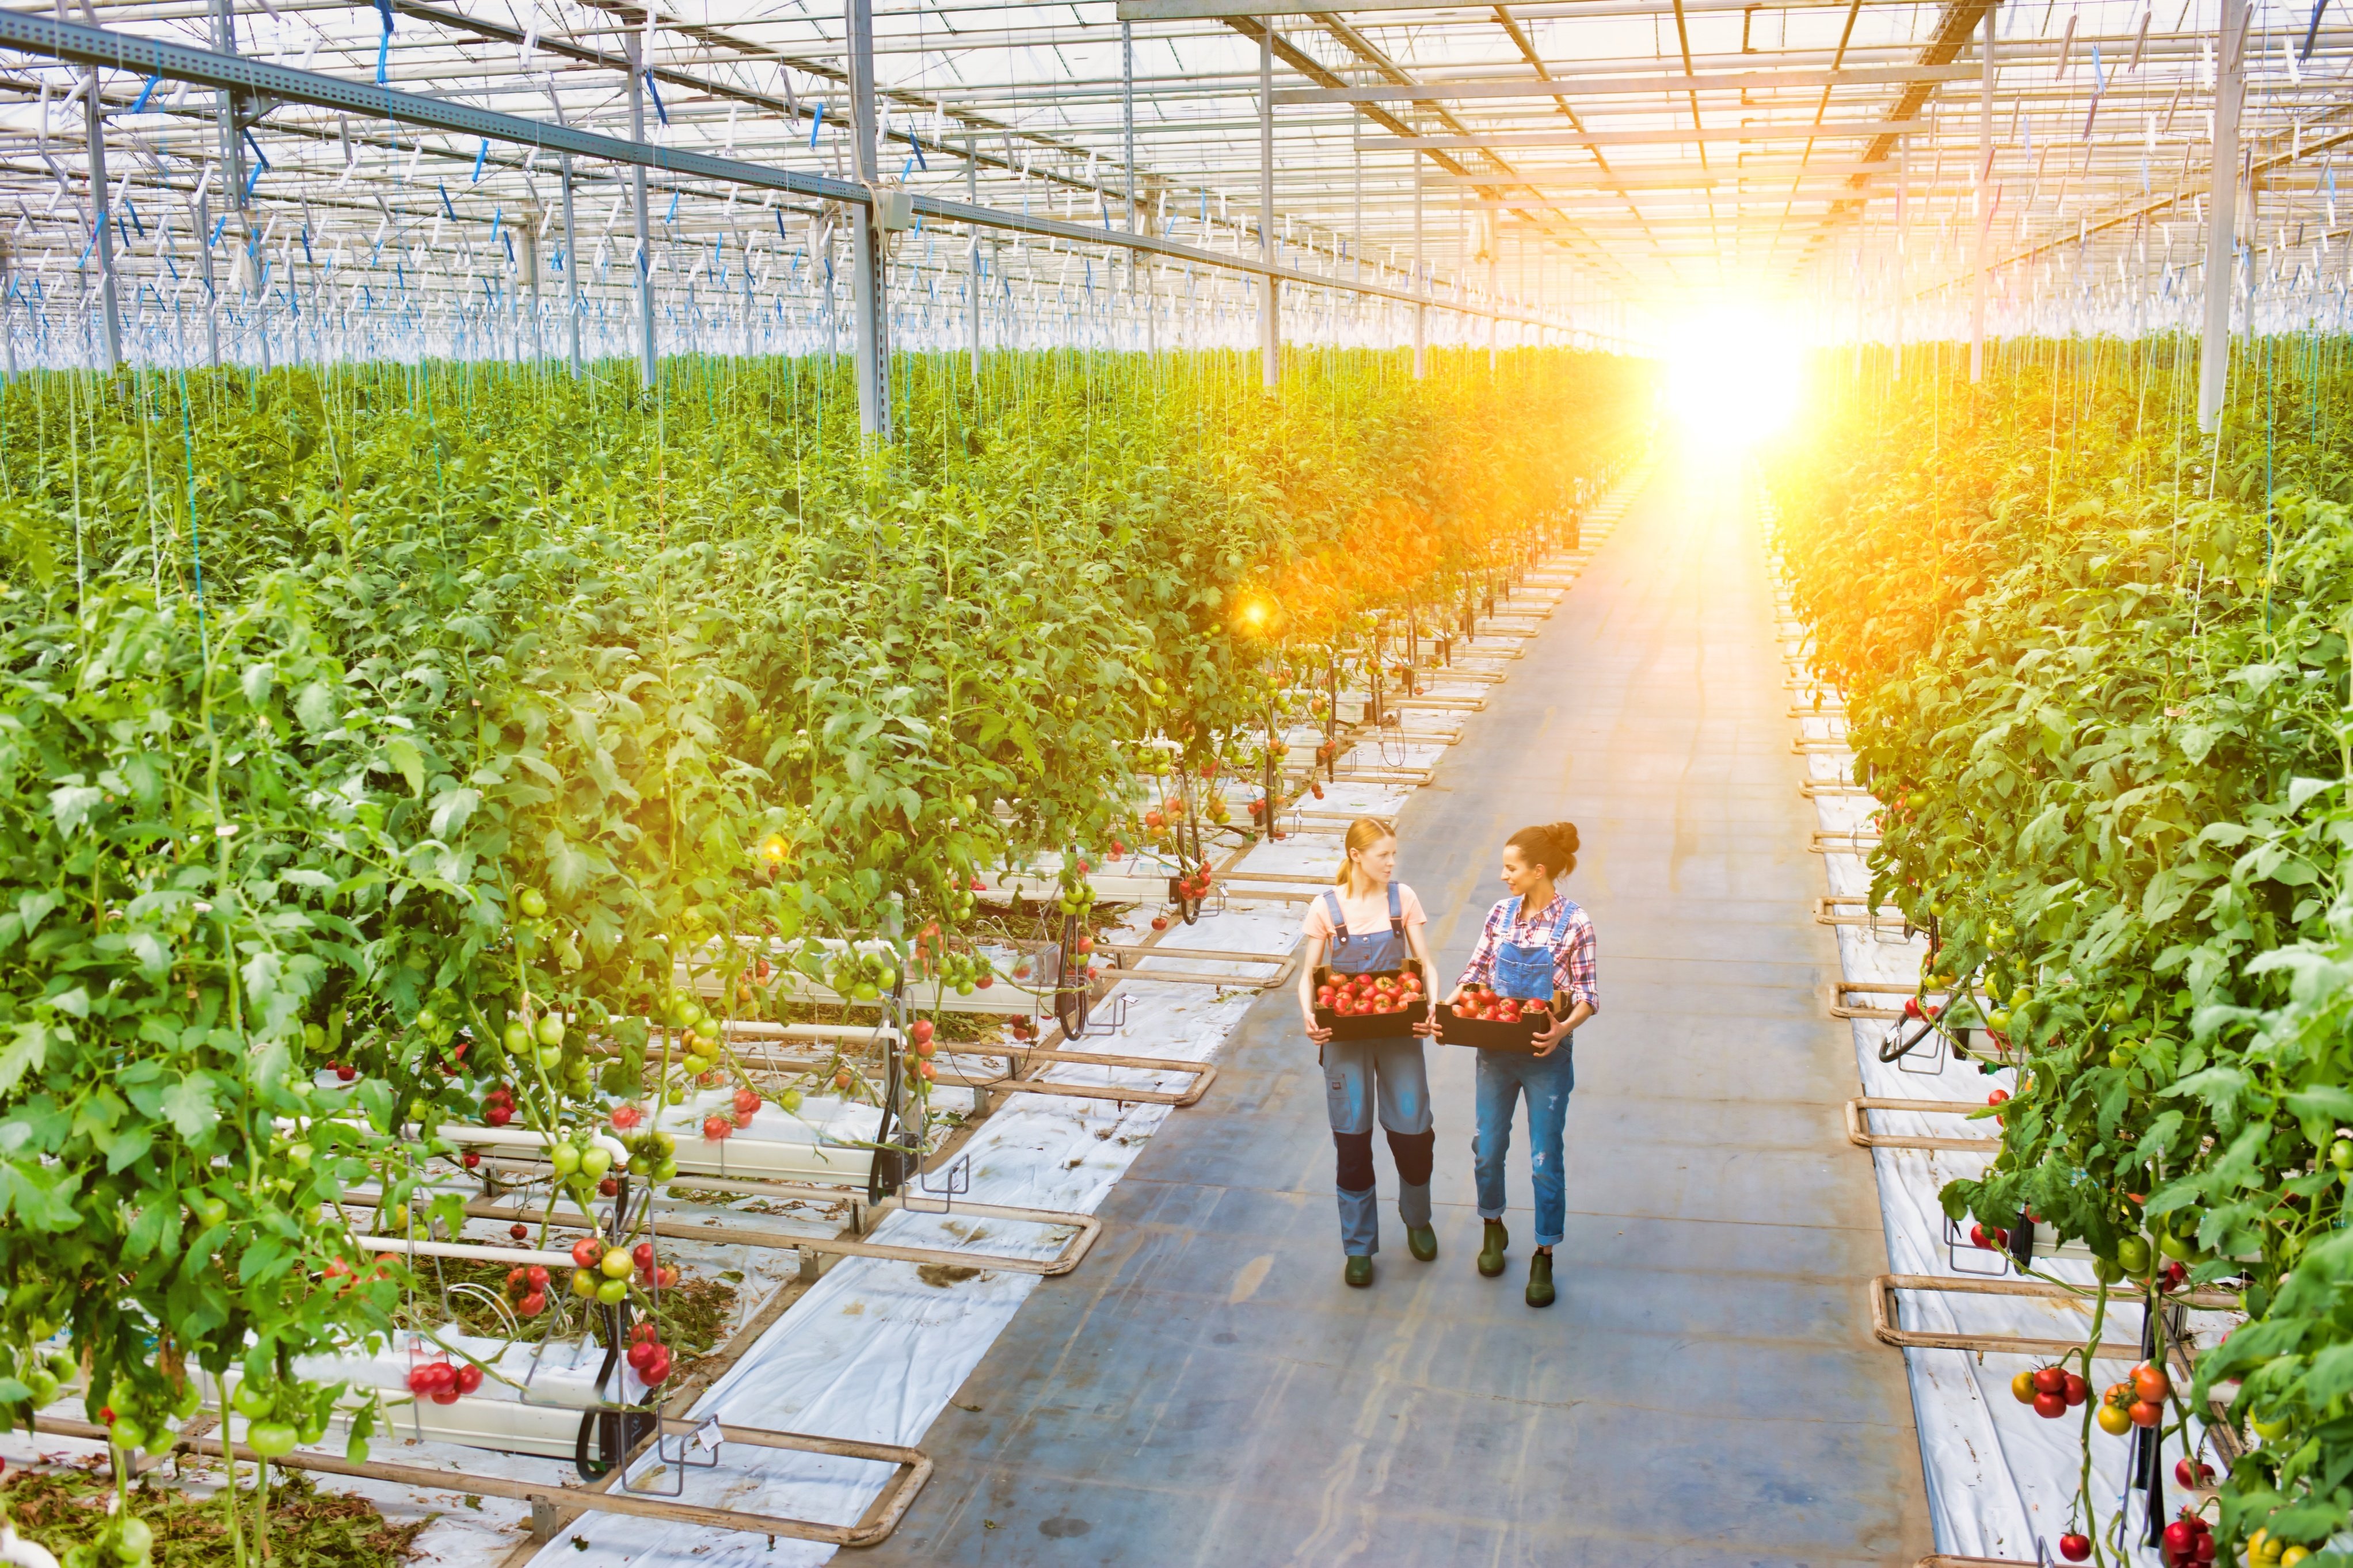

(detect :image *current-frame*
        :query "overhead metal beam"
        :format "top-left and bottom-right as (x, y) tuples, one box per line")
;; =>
(1275, 63), (1978, 102)
(1369, 121), (1933, 150)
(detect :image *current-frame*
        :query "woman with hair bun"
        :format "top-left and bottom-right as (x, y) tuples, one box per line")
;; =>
(1443, 821), (1598, 1308)
(1298, 817), (1441, 1288)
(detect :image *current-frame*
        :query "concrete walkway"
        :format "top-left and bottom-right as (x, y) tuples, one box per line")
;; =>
(860, 452), (1932, 1566)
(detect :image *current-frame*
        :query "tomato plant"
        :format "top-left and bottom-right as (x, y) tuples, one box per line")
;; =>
(1772, 341), (2353, 1563)
(0, 345), (1639, 1561)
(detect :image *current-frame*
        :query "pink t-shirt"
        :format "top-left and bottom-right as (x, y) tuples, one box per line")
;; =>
(1301, 883), (1428, 943)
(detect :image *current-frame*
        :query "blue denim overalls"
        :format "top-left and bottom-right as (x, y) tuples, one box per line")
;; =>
(1322, 882), (1407, 979)
(1472, 893), (1581, 1247)
(1317, 881), (1433, 1258)
(1490, 892), (1575, 1004)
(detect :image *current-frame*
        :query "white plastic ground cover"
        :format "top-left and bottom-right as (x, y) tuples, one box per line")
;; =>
(1779, 602), (2230, 1566)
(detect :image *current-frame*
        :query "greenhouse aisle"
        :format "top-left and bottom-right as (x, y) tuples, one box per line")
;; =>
(862, 448), (1932, 1566)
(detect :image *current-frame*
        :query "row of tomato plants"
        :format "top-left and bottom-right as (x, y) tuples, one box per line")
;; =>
(0, 345), (1642, 1562)
(1769, 339), (2353, 1565)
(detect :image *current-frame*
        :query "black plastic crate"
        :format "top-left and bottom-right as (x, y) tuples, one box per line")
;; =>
(1312, 962), (1430, 1041)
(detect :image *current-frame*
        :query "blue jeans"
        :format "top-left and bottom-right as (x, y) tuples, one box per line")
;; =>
(1472, 1046), (1575, 1246)
(1323, 1037), (1433, 1257)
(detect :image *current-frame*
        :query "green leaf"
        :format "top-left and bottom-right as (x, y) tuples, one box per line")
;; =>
(0, 1023), (51, 1096)
(384, 738), (426, 798)
(160, 1074), (219, 1140)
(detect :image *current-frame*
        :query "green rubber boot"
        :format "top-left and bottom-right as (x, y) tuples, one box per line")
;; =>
(1407, 1226), (1438, 1262)
(1344, 1254), (1374, 1288)
(1478, 1219), (1509, 1278)
(1526, 1250), (1556, 1308)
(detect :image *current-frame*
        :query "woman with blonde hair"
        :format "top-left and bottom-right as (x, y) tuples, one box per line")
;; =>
(1299, 817), (1440, 1288)
(1442, 821), (1598, 1309)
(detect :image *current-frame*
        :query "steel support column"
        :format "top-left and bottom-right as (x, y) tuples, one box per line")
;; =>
(85, 73), (120, 368)
(561, 152), (580, 377)
(626, 36), (655, 389)
(1258, 24), (1277, 391)
(966, 133), (981, 386)
(847, 0), (889, 440)
(626, 39), (654, 386)
(2199, 0), (2248, 433)
(1970, 1), (1993, 382)
(1412, 151), (1425, 379)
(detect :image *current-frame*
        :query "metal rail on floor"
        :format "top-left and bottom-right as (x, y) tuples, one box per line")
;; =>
(33, 1416), (932, 1550)
(1871, 1275), (2238, 1358)
(1844, 1097), (2000, 1152)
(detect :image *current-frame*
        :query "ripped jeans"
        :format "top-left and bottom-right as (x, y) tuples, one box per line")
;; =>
(1472, 1045), (1576, 1247)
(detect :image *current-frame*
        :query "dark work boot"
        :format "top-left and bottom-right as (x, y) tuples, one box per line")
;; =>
(1526, 1250), (1556, 1308)
(1345, 1254), (1374, 1288)
(1478, 1219), (1509, 1278)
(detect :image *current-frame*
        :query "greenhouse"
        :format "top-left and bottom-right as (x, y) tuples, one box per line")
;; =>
(0, 0), (2340, 1561)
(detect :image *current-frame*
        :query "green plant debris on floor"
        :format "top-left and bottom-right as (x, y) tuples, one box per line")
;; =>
(1, 1463), (430, 1567)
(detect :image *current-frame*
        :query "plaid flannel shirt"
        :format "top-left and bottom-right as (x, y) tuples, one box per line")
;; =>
(1456, 892), (1599, 1011)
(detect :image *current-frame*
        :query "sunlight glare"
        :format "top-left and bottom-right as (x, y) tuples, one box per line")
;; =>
(1662, 309), (1807, 449)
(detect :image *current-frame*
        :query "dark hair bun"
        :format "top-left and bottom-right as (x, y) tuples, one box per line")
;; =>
(1506, 821), (1579, 876)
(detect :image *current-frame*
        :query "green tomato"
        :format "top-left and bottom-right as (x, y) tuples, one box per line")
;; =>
(45, 1353), (73, 1383)
(580, 1146), (613, 1181)
(1985, 1009), (2011, 1033)
(2092, 1256), (2124, 1285)
(519, 887), (549, 919)
(112, 1516), (154, 1563)
(109, 1417), (146, 1451)
(2252, 1415), (2291, 1440)
(245, 1420), (298, 1459)
(600, 1247), (633, 1279)
(287, 1143), (313, 1169)
(535, 1014), (566, 1048)
(664, 1088), (686, 1105)
(851, 982), (880, 1002)
(778, 1089), (803, 1114)
(193, 1196), (229, 1229)
(504, 1021), (531, 1053)
(2115, 1235), (2152, 1274)
(653, 1159), (679, 1182)
(536, 1044), (564, 1070)
(231, 1382), (273, 1419)
(2331, 1139), (2353, 1172)
(2158, 1230), (2196, 1263)
(595, 1277), (630, 1306)
(549, 1143), (582, 1176)
(570, 1268), (598, 1299)
(21, 1370), (59, 1407)
(303, 1023), (326, 1052)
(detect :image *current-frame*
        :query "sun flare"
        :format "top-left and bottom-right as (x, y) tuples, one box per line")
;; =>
(1661, 309), (1808, 449)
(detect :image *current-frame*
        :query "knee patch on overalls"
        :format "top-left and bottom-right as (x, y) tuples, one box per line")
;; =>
(1333, 1130), (1376, 1193)
(1385, 1127), (1435, 1186)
